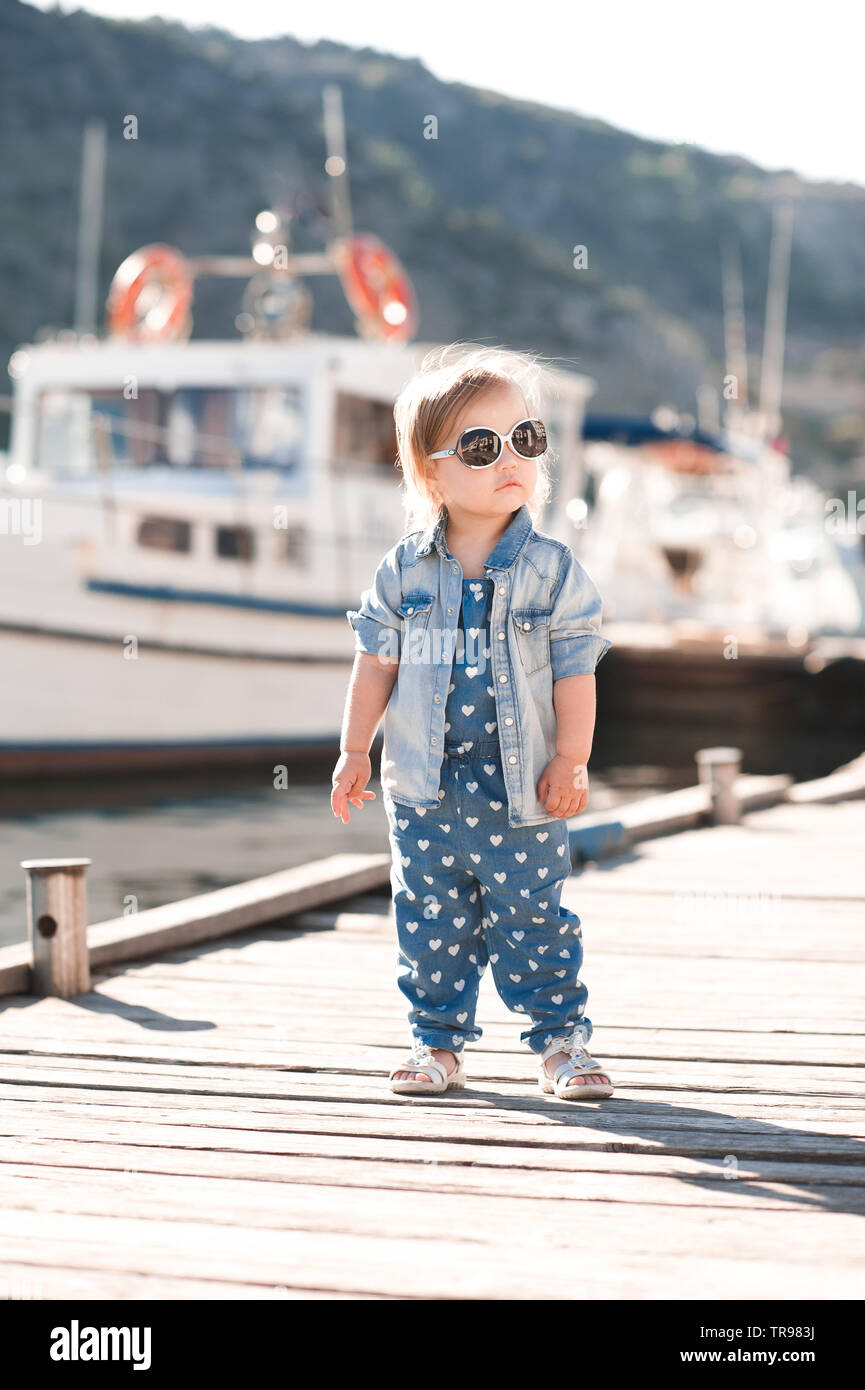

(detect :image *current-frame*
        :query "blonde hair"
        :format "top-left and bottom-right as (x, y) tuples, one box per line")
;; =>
(393, 342), (559, 536)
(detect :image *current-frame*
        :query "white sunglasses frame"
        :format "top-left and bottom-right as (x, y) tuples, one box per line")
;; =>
(429, 417), (548, 469)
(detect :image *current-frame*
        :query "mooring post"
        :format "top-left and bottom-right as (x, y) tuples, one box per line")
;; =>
(20, 858), (92, 997)
(695, 747), (743, 825)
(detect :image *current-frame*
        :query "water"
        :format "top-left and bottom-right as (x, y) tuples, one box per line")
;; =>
(0, 762), (675, 948)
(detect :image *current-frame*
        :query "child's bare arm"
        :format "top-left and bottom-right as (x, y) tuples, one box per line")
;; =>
(537, 673), (597, 817)
(331, 652), (399, 823)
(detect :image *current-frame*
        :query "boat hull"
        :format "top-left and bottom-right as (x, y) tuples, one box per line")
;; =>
(3, 621), (863, 783)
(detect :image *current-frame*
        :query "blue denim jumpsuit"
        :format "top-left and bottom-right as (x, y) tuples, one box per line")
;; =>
(383, 573), (591, 1058)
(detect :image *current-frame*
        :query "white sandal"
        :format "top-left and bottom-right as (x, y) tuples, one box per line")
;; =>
(538, 1032), (614, 1100)
(388, 1042), (466, 1095)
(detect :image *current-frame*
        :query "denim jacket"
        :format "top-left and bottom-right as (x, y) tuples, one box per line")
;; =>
(345, 503), (611, 827)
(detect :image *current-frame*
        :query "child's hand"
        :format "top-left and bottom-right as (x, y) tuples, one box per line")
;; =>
(331, 751), (377, 823)
(537, 755), (589, 819)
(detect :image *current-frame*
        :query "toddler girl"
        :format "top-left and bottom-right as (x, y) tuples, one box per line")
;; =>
(332, 344), (613, 1101)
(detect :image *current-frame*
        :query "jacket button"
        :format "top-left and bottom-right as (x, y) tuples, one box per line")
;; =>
(523, 621), (531, 631)
(497, 632), (505, 640)
(498, 586), (505, 595)
(434, 694), (441, 703)
(406, 607), (414, 615)
(508, 755), (517, 764)
(499, 674), (507, 683)
(448, 607), (454, 614)
(504, 717), (514, 725)
(431, 737), (438, 745)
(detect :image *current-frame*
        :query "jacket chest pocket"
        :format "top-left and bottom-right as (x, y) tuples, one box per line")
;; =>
(512, 607), (551, 675)
(398, 593), (436, 653)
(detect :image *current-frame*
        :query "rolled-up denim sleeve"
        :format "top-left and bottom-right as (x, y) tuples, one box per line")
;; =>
(345, 544), (403, 662)
(548, 548), (612, 679)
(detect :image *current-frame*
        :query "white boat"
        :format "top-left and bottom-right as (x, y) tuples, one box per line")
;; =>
(578, 422), (865, 642)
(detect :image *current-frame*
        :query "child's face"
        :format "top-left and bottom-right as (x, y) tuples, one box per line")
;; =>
(429, 383), (539, 521)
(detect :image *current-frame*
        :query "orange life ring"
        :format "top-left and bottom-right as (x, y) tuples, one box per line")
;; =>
(106, 243), (194, 340)
(335, 233), (417, 340)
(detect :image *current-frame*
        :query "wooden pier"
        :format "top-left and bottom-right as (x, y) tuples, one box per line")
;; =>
(0, 777), (863, 1299)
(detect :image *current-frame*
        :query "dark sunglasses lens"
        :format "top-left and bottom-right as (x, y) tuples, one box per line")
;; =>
(459, 428), (500, 467)
(511, 419), (547, 458)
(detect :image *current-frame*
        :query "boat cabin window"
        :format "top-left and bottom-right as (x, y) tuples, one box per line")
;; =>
(35, 385), (305, 474)
(332, 392), (398, 473)
(137, 516), (192, 552)
(37, 389), (165, 473)
(215, 525), (254, 561)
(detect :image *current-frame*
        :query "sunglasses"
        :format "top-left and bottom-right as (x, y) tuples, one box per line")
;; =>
(429, 417), (548, 469)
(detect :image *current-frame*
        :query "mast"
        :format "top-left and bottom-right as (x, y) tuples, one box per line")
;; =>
(322, 85), (354, 241)
(74, 120), (107, 337)
(720, 231), (749, 433)
(757, 198), (794, 443)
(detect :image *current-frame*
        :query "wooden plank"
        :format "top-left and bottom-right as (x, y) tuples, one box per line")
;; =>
(1, 1035), (864, 1091)
(568, 774), (793, 860)
(86, 853), (391, 963)
(0, 853), (392, 996)
(1, 1037), (862, 1088)
(2, 1158), (864, 1215)
(0, 1261), (370, 1300)
(0, 1043), (863, 1096)
(2, 1060), (864, 1116)
(786, 751), (865, 804)
(570, 803), (865, 898)
(1, 1084), (864, 1145)
(0, 1208), (859, 1299)
(3, 1132), (863, 1188)
(0, 1107), (861, 1162)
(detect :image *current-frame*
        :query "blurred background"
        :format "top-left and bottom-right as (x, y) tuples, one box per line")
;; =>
(1, 0), (864, 945)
